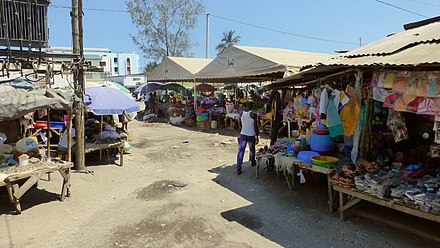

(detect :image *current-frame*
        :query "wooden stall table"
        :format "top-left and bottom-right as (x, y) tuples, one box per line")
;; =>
(333, 185), (440, 223)
(256, 153), (335, 212)
(255, 153), (275, 179)
(0, 161), (73, 214)
(85, 142), (124, 166)
(209, 113), (225, 128)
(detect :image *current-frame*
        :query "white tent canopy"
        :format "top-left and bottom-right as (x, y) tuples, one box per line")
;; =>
(147, 57), (212, 82)
(196, 46), (334, 82)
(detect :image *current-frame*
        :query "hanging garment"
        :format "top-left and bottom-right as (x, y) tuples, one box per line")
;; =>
(371, 71), (386, 88)
(340, 85), (361, 136)
(331, 89), (341, 109)
(326, 95), (344, 137)
(383, 93), (397, 109)
(339, 91), (350, 111)
(319, 88), (328, 115)
(417, 98), (436, 115)
(372, 87), (391, 103)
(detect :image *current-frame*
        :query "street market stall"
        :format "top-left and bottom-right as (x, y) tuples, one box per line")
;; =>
(263, 18), (440, 228)
(84, 87), (140, 165)
(0, 84), (74, 213)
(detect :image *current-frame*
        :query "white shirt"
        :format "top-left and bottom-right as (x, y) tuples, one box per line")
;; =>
(240, 111), (256, 136)
(58, 128), (75, 148)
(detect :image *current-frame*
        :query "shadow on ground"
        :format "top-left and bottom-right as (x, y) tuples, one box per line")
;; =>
(209, 162), (440, 248)
(0, 185), (61, 215)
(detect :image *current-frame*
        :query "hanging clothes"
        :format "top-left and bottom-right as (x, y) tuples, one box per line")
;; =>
(326, 94), (344, 137)
(340, 85), (361, 136)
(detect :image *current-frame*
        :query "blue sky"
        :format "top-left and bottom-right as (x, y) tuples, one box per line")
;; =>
(48, 0), (440, 67)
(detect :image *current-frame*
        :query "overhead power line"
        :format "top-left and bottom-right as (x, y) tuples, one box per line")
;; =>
(406, 0), (440, 7)
(50, 4), (130, 13)
(372, 0), (429, 18)
(49, 4), (358, 45)
(209, 14), (358, 45)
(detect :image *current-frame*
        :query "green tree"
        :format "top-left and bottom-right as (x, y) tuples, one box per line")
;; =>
(126, 0), (205, 62)
(216, 30), (241, 55)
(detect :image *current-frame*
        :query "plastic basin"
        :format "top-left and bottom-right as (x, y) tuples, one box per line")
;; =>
(311, 156), (339, 166)
(297, 151), (320, 164)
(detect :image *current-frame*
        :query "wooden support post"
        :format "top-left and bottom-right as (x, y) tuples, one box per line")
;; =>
(67, 111), (72, 162)
(47, 109), (51, 159)
(339, 191), (346, 221)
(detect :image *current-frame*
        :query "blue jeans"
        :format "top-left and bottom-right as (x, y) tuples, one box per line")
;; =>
(237, 134), (256, 170)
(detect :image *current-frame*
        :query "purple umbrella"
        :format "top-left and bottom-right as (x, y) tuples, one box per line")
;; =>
(84, 87), (140, 115)
(134, 82), (164, 94)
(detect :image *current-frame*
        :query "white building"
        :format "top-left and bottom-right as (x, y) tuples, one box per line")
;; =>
(47, 46), (141, 88)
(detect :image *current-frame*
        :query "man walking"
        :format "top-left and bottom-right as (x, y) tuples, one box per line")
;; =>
(237, 101), (259, 174)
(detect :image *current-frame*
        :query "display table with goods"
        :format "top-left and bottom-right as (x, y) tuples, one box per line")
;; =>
(0, 158), (72, 214)
(256, 136), (338, 212)
(225, 112), (240, 130)
(208, 106), (226, 129)
(330, 158), (440, 223)
(85, 119), (126, 166)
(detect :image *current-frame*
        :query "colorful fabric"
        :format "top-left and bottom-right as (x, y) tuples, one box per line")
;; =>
(383, 93), (397, 108)
(326, 95), (344, 137)
(319, 88), (329, 115)
(417, 98), (435, 115)
(340, 85), (361, 136)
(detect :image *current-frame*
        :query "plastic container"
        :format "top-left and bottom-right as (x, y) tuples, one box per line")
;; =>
(309, 132), (334, 152)
(211, 120), (218, 129)
(314, 128), (329, 135)
(297, 151), (320, 164)
(311, 156), (339, 166)
(49, 122), (65, 129)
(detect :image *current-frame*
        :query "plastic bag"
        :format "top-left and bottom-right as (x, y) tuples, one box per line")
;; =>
(0, 132), (6, 144)
(15, 137), (38, 153)
(387, 109), (409, 143)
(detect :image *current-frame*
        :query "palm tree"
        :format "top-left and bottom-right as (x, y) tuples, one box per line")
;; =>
(216, 30), (241, 55)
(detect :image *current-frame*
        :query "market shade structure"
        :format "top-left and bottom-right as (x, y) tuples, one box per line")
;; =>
(147, 57), (212, 82)
(196, 46), (334, 83)
(84, 87), (140, 115)
(161, 83), (186, 91)
(134, 82), (164, 94)
(0, 84), (73, 121)
(268, 17), (440, 89)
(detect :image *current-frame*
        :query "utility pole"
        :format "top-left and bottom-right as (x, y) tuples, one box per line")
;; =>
(72, 0), (86, 170)
(359, 36), (362, 47)
(205, 13), (209, 59)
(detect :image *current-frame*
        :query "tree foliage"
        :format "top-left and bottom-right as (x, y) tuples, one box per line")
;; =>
(215, 30), (241, 55)
(126, 0), (205, 62)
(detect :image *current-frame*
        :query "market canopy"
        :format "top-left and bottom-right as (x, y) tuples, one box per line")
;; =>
(195, 46), (334, 83)
(161, 83), (186, 91)
(0, 84), (73, 122)
(267, 18), (440, 90)
(84, 87), (140, 115)
(147, 57), (212, 82)
(86, 81), (130, 94)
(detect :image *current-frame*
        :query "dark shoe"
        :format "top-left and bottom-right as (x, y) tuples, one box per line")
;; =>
(251, 163), (257, 167)
(237, 169), (243, 175)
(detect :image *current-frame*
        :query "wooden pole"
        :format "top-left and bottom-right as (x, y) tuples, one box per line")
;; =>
(47, 109), (51, 160)
(72, 0), (86, 170)
(67, 112), (72, 162)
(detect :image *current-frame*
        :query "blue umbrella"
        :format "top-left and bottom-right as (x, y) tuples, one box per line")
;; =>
(134, 82), (164, 94)
(84, 87), (140, 115)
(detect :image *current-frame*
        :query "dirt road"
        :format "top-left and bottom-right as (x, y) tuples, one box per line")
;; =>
(1, 120), (439, 247)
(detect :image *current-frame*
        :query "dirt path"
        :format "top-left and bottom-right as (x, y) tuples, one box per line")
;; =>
(1, 120), (439, 247)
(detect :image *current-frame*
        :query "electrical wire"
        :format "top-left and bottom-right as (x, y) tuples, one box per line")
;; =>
(372, 0), (429, 17)
(49, 4), (359, 45)
(209, 14), (358, 45)
(406, 0), (440, 7)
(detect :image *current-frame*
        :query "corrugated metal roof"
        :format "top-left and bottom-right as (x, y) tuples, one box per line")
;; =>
(320, 42), (440, 67)
(342, 21), (440, 58)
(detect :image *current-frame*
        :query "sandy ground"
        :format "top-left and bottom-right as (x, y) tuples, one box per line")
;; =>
(1, 120), (440, 248)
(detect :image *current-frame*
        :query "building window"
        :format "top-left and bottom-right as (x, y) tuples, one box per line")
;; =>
(126, 58), (131, 75)
(99, 61), (106, 67)
(114, 67), (118, 73)
(114, 57), (118, 63)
